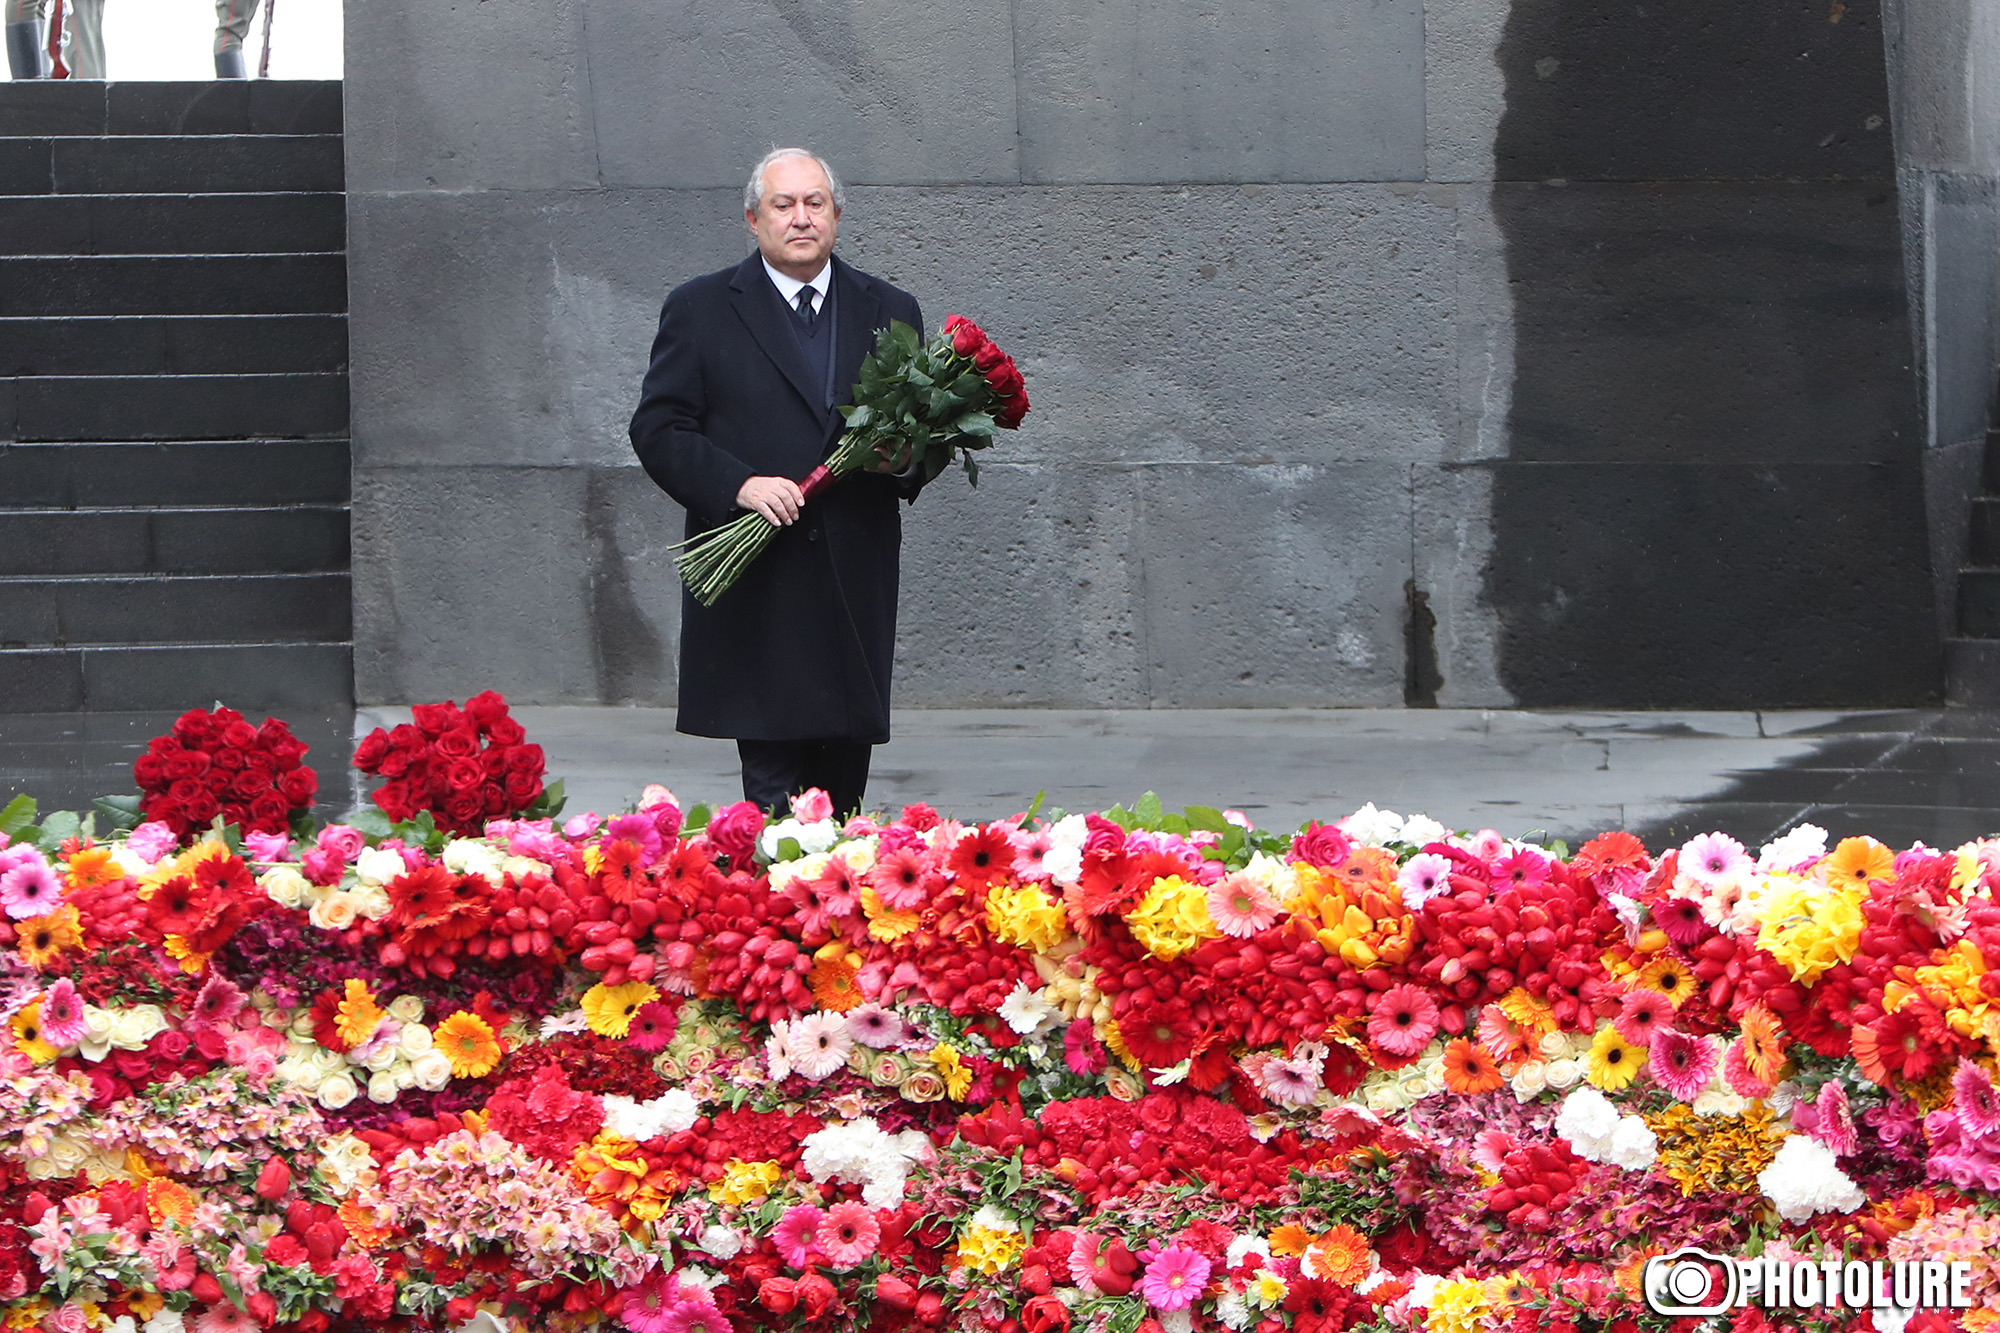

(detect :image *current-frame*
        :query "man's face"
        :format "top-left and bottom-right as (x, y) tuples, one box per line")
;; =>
(747, 156), (840, 280)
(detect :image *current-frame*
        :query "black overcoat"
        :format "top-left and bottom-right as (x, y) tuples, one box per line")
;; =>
(628, 252), (925, 743)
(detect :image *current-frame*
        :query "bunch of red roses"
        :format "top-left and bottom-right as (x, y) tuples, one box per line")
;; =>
(351, 690), (544, 836)
(132, 706), (317, 839)
(942, 314), (1030, 430)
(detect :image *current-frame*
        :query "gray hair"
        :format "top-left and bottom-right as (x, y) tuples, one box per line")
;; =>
(743, 148), (845, 214)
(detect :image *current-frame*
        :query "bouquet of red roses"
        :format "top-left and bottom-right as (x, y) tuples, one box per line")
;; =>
(132, 706), (317, 840)
(351, 690), (549, 835)
(672, 315), (1029, 605)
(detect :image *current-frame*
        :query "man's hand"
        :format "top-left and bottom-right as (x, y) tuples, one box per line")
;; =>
(737, 475), (805, 526)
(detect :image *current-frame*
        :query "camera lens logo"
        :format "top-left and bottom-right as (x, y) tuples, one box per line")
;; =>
(1644, 1249), (1740, 1317)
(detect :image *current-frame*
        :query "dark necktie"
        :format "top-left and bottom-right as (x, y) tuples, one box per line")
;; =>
(795, 287), (817, 328)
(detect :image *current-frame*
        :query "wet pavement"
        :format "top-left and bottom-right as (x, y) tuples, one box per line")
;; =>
(6, 705), (1992, 852)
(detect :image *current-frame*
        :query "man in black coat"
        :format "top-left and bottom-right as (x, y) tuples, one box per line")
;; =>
(629, 148), (924, 819)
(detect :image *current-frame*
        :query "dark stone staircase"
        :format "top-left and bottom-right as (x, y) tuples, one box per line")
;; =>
(0, 80), (351, 714)
(1949, 422), (2000, 704)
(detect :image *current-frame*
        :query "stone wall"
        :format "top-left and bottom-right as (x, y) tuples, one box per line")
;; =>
(345, 0), (1942, 711)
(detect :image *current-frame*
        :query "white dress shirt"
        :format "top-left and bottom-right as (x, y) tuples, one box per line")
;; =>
(764, 258), (830, 318)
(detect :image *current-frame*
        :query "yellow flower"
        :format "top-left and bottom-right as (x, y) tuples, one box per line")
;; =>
(1284, 864), (1414, 972)
(162, 934), (213, 975)
(957, 1224), (1026, 1275)
(1644, 1103), (1784, 1196)
(64, 846), (120, 892)
(5, 1300), (49, 1332)
(930, 1043), (973, 1100)
(1586, 1024), (1644, 1092)
(18, 904), (83, 969)
(1425, 1278), (1489, 1333)
(985, 883), (1071, 953)
(1125, 874), (1220, 961)
(1820, 836), (1895, 893)
(334, 978), (387, 1048)
(580, 979), (660, 1038)
(1095, 1015), (1141, 1072)
(860, 887), (920, 941)
(9, 1002), (57, 1063)
(434, 1010), (502, 1078)
(1250, 1271), (1288, 1307)
(1756, 875), (1864, 983)
(707, 1157), (782, 1205)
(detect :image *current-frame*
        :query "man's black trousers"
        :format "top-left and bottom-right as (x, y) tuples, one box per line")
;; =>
(736, 739), (873, 819)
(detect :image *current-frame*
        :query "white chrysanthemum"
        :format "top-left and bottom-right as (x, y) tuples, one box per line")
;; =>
(968, 1203), (1019, 1233)
(760, 818), (839, 862)
(1554, 1086), (1620, 1149)
(1759, 1134), (1865, 1222)
(997, 982), (1063, 1036)
(698, 1224), (746, 1261)
(353, 846), (408, 886)
(1339, 803), (1404, 847)
(1759, 823), (1829, 873)
(1214, 1291), (1253, 1330)
(602, 1089), (701, 1141)
(1606, 1116), (1659, 1170)
(1225, 1234), (1272, 1268)
(1159, 1312), (1193, 1333)
(1398, 814), (1448, 848)
(800, 1116), (919, 1207)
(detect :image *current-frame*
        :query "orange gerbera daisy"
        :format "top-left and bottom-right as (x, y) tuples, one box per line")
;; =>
(434, 1010), (502, 1078)
(1821, 836), (1895, 894)
(1332, 846), (1400, 890)
(19, 904), (83, 969)
(145, 1179), (197, 1228)
(1303, 1226), (1372, 1285)
(64, 846), (121, 892)
(1441, 1038), (1505, 1094)
(333, 978), (387, 1049)
(1267, 1224), (1314, 1258)
(808, 954), (863, 1013)
(1736, 1003), (1788, 1085)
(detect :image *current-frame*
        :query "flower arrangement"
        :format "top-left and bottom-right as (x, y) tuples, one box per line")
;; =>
(4, 763), (2000, 1333)
(672, 316), (1029, 606)
(351, 693), (552, 837)
(131, 707), (318, 841)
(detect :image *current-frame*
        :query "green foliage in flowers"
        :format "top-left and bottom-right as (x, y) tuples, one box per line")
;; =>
(842, 319), (1000, 486)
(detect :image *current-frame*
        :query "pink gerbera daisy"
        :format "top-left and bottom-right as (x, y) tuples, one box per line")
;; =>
(815, 1201), (882, 1270)
(625, 1000), (677, 1054)
(0, 856), (61, 920)
(660, 1287), (728, 1333)
(783, 1011), (853, 1081)
(1138, 1242), (1213, 1312)
(1367, 985), (1440, 1058)
(772, 1204), (823, 1269)
(1678, 832), (1750, 888)
(1613, 989), (1673, 1047)
(844, 1003), (905, 1048)
(619, 1272), (677, 1333)
(190, 974), (247, 1030)
(1651, 896), (1709, 948)
(1205, 872), (1281, 938)
(37, 978), (87, 1048)
(1065, 1019), (1108, 1075)
(1011, 830), (1055, 882)
(1812, 1079), (1858, 1156)
(1953, 1059), (2000, 1140)
(1492, 849), (1550, 889)
(864, 848), (932, 910)
(193, 1305), (258, 1333)
(1649, 1029), (1718, 1102)
(1396, 852), (1454, 910)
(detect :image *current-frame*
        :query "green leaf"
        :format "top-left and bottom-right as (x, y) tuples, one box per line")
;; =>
(0, 794), (38, 841)
(526, 778), (567, 821)
(345, 807), (394, 840)
(1000, 1149), (1024, 1197)
(1157, 813), (1191, 837)
(1099, 802), (1135, 831)
(1133, 791), (1165, 827)
(1019, 790), (1046, 827)
(92, 794), (146, 834)
(963, 454), (980, 486)
(1182, 804), (1230, 833)
(777, 837), (803, 862)
(685, 802), (712, 834)
(34, 809), (82, 853)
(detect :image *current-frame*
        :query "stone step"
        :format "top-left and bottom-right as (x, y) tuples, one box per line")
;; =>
(0, 571), (351, 647)
(0, 642), (352, 712)
(0, 134), (343, 195)
(0, 439), (349, 507)
(0, 253), (345, 316)
(1969, 494), (2000, 568)
(0, 192), (344, 256)
(0, 506), (349, 576)
(1957, 568), (2000, 639)
(0, 373), (348, 441)
(0, 314), (346, 376)
(0, 80), (341, 137)
(1946, 637), (2000, 707)
(1984, 427), (2000, 493)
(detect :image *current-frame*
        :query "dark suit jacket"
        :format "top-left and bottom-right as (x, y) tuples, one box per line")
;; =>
(629, 252), (925, 742)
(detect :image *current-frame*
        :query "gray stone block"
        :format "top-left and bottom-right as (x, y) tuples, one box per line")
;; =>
(840, 184), (1457, 468)
(1411, 463), (1511, 708)
(1013, 0), (1424, 184)
(584, 0), (1019, 188)
(342, 0), (598, 191)
(347, 189), (746, 469)
(352, 466), (603, 703)
(894, 461), (1148, 708)
(584, 466), (685, 705)
(1132, 462), (1409, 706)
(1927, 173), (2000, 451)
(1424, 0), (1509, 183)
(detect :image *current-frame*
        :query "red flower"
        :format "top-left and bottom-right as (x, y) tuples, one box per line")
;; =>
(947, 824), (1016, 892)
(1117, 996), (1195, 1069)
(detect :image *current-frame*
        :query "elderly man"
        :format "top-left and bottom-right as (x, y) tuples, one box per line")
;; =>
(629, 148), (925, 819)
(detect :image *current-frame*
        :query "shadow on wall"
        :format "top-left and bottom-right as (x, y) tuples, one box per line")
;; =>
(1481, 0), (1942, 707)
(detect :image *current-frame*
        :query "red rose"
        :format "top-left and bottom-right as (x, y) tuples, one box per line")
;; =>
(151, 1030), (192, 1061)
(279, 768), (318, 804)
(248, 792), (291, 830)
(232, 769), (270, 801)
(413, 700), (468, 737)
(506, 743), (545, 775)
(1022, 1295), (1071, 1333)
(757, 1278), (798, 1315)
(182, 791), (220, 826)
(444, 791), (484, 831)
(434, 727), (481, 761)
(220, 720), (258, 749)
(352, 729), (390, 772)
(166, 751), (209, 781)
(504, 770), (543, 807)
(481, 782), (509, 815)
(974, 341), (1006, 372)
(483, 714), (526, 747)
(945, 314), (987, 357)
(374, 781), (413, 822)
(463, 689), (510, 730)
(444, 757), (486, 794)
(134, 755), (167, 789)
(172, 709), (215, 742)
(1289, 820), (1353, 868)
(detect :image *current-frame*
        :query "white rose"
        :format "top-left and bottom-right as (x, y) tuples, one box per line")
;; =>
(398, 1023), (434, 1057)
(311, 1047), (348, 1075)
(260, 865), (313, 908)
(260, 1006), (292, 1031)
(387, 995), (426, 1024)
(349, 883), (392, 920)
(411, 1050), (453, 1091)
(110, 1005), (168, 1051)
(110, 846), (154, 879)
(309, 892), (361, 931)
(1544, 1058), (1582, 1090)
(289, 1013), (318, 1040)
(502, 854), (552, 881)
(1362, 1082), (1406, 1114)
(366, 1070), (401, 1103)
(317, 1071), (359, 1109)
(442, 839), (504, 878)
(361, 1040), (400, 1073)
(834, 839), (878, 874)
(391, 1061), (418, 1090)
(1511, 1062), (1548, 1099)
(144, 1310), (186, 1333)
(275, 1057), (323, 1093)
(45, 1133), (90, 1174)
(354, 847), (406, 886)
(1537, 1031), (1570, 1059)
